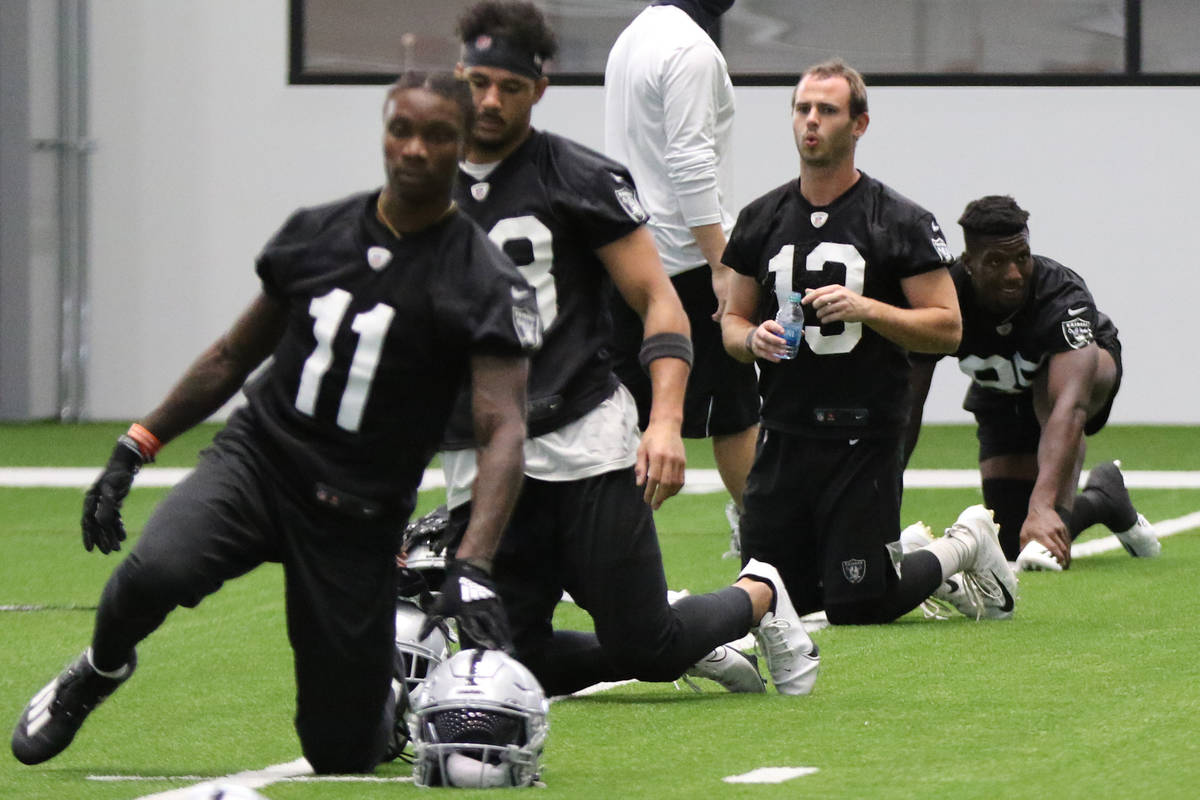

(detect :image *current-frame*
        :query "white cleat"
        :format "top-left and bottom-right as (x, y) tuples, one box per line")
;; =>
(899, 521), (933, 554)
(939, 505), (1018, 620)
(739, 559), (820, 695)
(1114, 513), (1161, 559)
(1016, 540), (1064, 572)
(683, 644), (765, 693)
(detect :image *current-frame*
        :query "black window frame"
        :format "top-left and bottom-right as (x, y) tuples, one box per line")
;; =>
(288, 0), (1200, 87)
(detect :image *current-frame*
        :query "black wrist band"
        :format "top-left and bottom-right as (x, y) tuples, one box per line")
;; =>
(638, 332), (693, 373)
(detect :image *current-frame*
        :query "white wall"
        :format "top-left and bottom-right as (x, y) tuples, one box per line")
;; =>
(85, 0), (1200, 423)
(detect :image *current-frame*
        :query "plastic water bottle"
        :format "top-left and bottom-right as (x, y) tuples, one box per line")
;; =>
(775, 291), (804, 359)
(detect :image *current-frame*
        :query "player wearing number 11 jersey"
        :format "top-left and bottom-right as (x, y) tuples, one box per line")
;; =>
(12, 73), (537, 773)
(722, 60), (1018, 626)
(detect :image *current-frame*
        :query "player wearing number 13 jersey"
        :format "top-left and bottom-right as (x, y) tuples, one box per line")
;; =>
(722, 61), (1019, 626)
(10, 74), (537, 774)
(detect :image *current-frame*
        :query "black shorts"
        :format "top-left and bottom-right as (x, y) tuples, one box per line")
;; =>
(969, 339), (1124, 460)
(610, 266), (760, 438)
(97, 428), (401, 771)
(738, 428), (904, 615)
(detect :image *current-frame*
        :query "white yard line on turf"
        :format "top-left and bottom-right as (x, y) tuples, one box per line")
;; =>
(7, 467), (1200, 491)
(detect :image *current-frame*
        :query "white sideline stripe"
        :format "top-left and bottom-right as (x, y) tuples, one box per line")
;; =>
(7, 466), (1200, 491)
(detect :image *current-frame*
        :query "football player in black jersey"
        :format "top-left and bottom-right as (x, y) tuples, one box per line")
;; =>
(905, 195), (1159, 570)
(428, 1), (821, 698)
(12, 72), (539, 773)
(722, 60), (1019, 625)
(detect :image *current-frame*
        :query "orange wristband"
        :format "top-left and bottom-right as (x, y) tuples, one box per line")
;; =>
(125, 423), (162, 462)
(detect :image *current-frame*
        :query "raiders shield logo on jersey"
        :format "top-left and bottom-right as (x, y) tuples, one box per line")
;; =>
(841, 558), (866, 584)
(1061, 317), (1093, 349)
(610, 173), (648, 223)
(511, 304), (542, 349)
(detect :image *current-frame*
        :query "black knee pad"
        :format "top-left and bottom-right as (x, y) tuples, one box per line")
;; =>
(981, 478), (1035, 560)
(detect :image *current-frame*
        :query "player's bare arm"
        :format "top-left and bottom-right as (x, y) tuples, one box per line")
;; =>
(1022, 344), (1100, 565)
(722, 270), (791, 364)
(140, 293), (288, 445)
(458, 352), (529, 566)
(597, 226), (689, 508)
(803, 267), (961, 354)
(690, 222), (733, 320)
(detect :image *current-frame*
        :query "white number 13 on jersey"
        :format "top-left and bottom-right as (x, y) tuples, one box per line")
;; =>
(768, 241), (865, 355)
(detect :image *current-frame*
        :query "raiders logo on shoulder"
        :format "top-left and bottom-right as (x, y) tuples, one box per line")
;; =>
(610, 173), (648, 223)
(841, 558), (866, 584)
(1062, 317), (1093, 349)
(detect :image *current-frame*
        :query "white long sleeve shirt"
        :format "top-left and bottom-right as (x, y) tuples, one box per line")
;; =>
(604, 4), (734, 276)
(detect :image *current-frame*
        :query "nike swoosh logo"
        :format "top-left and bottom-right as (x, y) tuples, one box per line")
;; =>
(1067, 306), (1087, 317)
(991, 570), (1015, 612)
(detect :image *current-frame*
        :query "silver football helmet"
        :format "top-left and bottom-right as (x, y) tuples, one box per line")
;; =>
(408, 649), (549, 788)
(403, 505), (453, 574)
(386, 599), (452, 762)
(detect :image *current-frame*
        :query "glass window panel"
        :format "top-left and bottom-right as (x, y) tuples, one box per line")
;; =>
(722, 1), (1126, 75)
(1141, 1), (1200, 73)
(299, 0), (639, 77)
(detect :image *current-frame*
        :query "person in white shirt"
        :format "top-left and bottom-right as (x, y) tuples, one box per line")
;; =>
(604, 1), (759, 557)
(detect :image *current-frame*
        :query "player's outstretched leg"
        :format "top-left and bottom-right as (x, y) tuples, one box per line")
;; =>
(1083, 461), (1161, 558)
(738, 559), (820, 695)
(683, 644), (765, 693)
(11, 648), (136, 765)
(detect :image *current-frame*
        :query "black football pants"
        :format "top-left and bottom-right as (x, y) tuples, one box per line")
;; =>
(452, 467), (754, 696)
(90, 435), (398, 773)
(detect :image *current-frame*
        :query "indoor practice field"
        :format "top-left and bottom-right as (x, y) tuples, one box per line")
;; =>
(1, 422), (1198, 799)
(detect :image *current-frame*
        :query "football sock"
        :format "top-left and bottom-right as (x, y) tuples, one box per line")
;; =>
(86, 647), (132, 679)
(982, 478), (1036, 560)
(923, 533), (972, 580)
(1073, 487), (1138, 533)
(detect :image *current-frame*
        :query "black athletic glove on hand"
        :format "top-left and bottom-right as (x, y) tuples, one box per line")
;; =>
(81, 436), (144, 554)
(421, 560), (514, 655)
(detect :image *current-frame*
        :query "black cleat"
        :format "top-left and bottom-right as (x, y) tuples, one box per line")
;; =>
(11, 649), (135, 765)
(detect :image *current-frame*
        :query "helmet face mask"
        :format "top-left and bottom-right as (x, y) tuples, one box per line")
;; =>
(409, 649), (549, 788)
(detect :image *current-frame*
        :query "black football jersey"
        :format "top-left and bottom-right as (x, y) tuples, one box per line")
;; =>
(444, 129), (647, 446)
(934, 255), (1119, 411)
(238, 190), (539, 511)
(723, 173), (954, 437)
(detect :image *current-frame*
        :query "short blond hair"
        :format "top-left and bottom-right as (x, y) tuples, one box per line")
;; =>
(797, 59), (868, 118)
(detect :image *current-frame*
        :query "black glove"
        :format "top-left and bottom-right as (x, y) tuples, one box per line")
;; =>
(81, 436), (144, 554)
(420, 560), (514, 654)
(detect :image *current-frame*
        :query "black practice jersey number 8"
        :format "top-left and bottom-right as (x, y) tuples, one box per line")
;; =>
(486, 215), (558, 332)
(767, 241), (865, 355)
